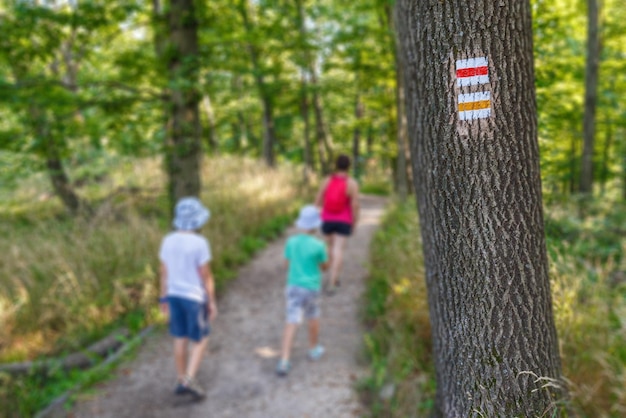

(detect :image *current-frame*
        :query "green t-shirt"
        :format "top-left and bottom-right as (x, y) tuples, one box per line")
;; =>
(284, 233), (328, 290)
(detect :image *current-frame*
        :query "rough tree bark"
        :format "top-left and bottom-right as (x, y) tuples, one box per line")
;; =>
(395, 1), (567, 416)
(154, 0), (202, 208)
(580, 0), (601, 194)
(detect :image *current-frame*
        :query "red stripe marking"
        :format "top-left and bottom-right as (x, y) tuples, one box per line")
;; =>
(456, 66), (488, 78)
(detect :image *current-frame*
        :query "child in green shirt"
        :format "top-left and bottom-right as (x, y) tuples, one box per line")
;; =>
(276, 205), (329, 376)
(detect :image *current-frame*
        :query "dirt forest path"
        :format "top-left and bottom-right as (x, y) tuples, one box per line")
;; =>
(69, 195), (386, 418)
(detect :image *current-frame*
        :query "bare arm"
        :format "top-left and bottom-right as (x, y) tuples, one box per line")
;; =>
(314, 177), (330, 208)
(349, 178), (360, 226)
(199, 263), (218, 321)
(159, 262), (169, 316)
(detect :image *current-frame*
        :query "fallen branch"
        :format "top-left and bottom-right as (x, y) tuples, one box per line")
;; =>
(0, 328), (130, 377)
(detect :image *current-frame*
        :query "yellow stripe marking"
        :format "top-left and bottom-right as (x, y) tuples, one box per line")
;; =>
(458, 100), (491, 112)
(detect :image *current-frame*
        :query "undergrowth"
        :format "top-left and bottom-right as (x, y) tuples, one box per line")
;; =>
(360, 200), (434, 417)
(362, 198), (626, 417)
(0, 155), (312, 417)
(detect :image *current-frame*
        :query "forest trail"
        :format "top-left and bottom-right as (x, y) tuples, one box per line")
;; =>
(67, 195), (386, 418)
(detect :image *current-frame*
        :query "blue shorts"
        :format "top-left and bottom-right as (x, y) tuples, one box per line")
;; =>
(285, 286), (321, 324)
(168, 296), (210, 342)
(321, 221), (352, 236)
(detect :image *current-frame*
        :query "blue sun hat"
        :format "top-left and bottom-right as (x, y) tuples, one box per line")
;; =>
(295, 205), (322, 230)
(173, 197), (210, 231)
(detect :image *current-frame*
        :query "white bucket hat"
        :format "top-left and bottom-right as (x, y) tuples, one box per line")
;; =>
(173, 197), (210, 231)
(295, 205), (322, 230)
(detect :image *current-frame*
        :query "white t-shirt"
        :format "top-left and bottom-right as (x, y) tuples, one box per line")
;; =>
(159, 231), (211, 302)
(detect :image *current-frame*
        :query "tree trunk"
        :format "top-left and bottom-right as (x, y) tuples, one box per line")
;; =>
(295, 0), (314, 180)
(154, 0), (202, 209)
(202, 95), (218, 153)
(46, 149), (81, 215)
(34, 106), (81, 214)
(580, 0), (601, 194)
(311, 69), (334, 174)
(300, 74), (314, 181)
(396, 1), (566, 416)
(390, 5), (410, 201)
(232, 75), (250, 152)
(620, 126), (626, 201)
(600, 117), (612, 195)
(36, 21), (84, 215)
(260, 93), (276, 166)
(238, 0), (276, 167)
(570, 134), (577, 194)
(352, 93), (364, 180)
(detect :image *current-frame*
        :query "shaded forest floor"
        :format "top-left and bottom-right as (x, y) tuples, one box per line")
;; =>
(63, 195), (386, 418)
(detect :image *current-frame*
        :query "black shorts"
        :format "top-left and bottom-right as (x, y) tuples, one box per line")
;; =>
(321, 221), (352, 236)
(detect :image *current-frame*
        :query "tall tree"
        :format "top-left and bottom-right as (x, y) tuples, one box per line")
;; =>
(237, 0), (277, 167)
(396, 0), (566, 415)
(384, 0), (410, 199)
(0, 1), (143, 214)
(580, 0), (601, 194)
(294, 0), (315, 176)
(155, 0), (202, 206)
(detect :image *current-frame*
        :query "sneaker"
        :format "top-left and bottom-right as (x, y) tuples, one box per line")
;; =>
(276, 359), (291, 377)
(324, 281), (337, 296)
(176, 377), (206, 399)
(308, 345), (325, 361)
(174, 382), (187, 395)
(187, 380), (206, 399)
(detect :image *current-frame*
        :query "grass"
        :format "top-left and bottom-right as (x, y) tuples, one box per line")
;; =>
(362, 197), (626, 417)
(359, 159), (394, 196)
(0, 154), (313, 417)
(360, 200), (435, 417)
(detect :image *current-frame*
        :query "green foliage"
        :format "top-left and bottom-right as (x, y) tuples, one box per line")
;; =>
(533, 0), (626, 196)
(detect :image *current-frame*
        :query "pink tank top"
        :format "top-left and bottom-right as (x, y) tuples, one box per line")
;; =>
(321, 175), (353, 224)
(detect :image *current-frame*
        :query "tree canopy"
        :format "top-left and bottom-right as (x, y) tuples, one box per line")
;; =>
(0, 0), (624, 205)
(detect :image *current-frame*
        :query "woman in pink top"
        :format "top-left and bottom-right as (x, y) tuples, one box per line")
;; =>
(314, 154), (360, 295)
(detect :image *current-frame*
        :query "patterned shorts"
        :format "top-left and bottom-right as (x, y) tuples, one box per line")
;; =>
(285, 286), (321, 324)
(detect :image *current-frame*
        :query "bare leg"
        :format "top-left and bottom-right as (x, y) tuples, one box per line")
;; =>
(308, 318), (319, 349)
(173, 338), (188, 381)
(329, 234), (348, 287)
(186, 336), (210, 380)
(324, 234), (335, 272)
(280, 323), (298, 362)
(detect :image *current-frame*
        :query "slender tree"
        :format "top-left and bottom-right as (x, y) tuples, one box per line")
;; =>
(396, 0), (567, 415)
(352, 93), (364, 179)
(294, 0), (315, 177)
(237, 0), (277, 167)
(580, 0), (601, 194)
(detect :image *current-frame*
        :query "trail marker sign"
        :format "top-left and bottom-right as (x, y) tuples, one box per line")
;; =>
(456, 57), (489, 86)
(458, 91), (491, 120)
